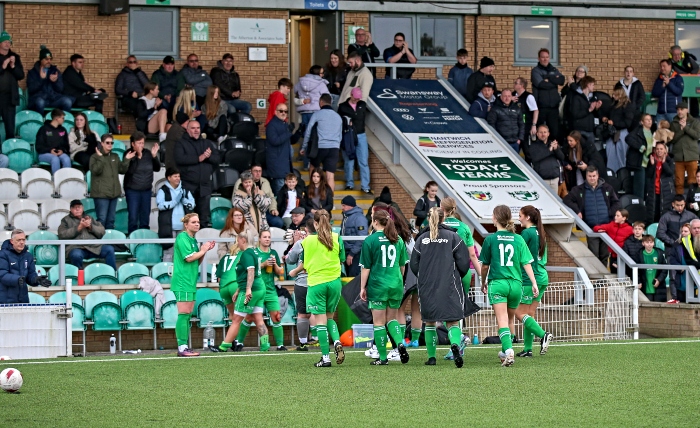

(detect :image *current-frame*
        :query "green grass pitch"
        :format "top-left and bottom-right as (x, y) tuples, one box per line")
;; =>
(1, 339), (698, 427)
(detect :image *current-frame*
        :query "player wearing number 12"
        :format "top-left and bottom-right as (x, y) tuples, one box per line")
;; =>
(479, 205), (552, 367)
(359, 210), (410, 365)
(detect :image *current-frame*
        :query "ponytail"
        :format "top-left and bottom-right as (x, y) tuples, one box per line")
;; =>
(373, 210), (398, 244)
(493, 205), (516, 233)
(441, 197), (457, 218)
(314, 209), (334, 251)
(521, 205), (546, 257)
(428, 207), (445, 240)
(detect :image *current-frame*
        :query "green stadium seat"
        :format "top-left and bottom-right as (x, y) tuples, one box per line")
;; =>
(112, 139), (126, 160)
(159, 290), (177, 329)
(84, 263), (118, 285)
(17, 87), (27, 112)
(2, 138), (33, 173)
(193, 288), (227, 327)
(15, 111), (43, 143)
(103, 229), (130, 259)
(27, 230), (59, 267)
(48, 264), (79, 286)
(90, 121), (109, 137)
(85, 171), (91, 193)
(120, 290), (155, 330)
(81, 197), (96, 219)
(45, 110), (75, 124)
(83, 110), (106, 124)
(117, 262), (149, 285)
(129, 229), (162, 266)
(210, 197), (232, 230)
(115, 197), (128, 233)
(151, 262), (173, 284)
(48, 292), (85, 331)
(84, 291), (121, 331)
(28, 292), (45, 304)
(647, 223), (657, 237)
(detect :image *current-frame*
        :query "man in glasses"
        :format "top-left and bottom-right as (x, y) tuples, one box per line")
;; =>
(383, 32), (416, 79)
(265, 103), (295, 195)
(177, 53), (212, 106)
(115, 55), (148, 113)
(348, 28), (380, 78)
(89, 133), (129, 230)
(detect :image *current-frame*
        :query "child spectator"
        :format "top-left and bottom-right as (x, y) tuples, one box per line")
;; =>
(637, 234), (667, 302)
(277, 173), (304, 229)
(594, 209), (633, 272)
(413, 180), (440, 230)
(265, 78), (295, 126)
(447, 48), (473, 99)
(623, 221), (645, 263)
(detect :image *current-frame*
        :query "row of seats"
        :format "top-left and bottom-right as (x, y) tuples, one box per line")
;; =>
(12, 110), (109, 144)
(38, 261), (172, 286)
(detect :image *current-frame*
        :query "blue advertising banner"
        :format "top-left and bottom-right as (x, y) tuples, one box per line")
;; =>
(305, 0), (338, 10)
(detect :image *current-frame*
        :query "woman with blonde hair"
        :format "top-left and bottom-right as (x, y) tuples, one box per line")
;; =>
(217, 207), (259, 259)
(173, 85), (206, 130)
(605, 86), (636, 173)
(201, 85), (229, 143)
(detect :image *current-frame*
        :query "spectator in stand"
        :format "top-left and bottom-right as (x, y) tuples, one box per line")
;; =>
(233, 170), (272, 232)
(593, 209), (633, 272)
(201, 85), (229, 143)
(561, 65), (588, 134)
(58, 199), (115, 270)
(685, 170), (700, 218)
(513, 77), (539, 159)
(266, 103), (295, 195)
(413, 180), (440, 229)
(278, 173), (304, 229)
(339, 52), (373, 103)
(36, 108), (71, 174)
(626, 113), (655, 200)
(326, 50), (349, 110)
(123, 131), (160, 233)
(174, 120), (221, 227)
(569, 76), (602, 147)
(468, 82), (495, 119)
(563, 130), (606, 190)
(156, 167), (195, 262)
(27, 45), (73, 113)
(150, 55), (179, 111)
(657, 195), (697, 256)
(348, 28), (380, 77)
(69, 112), (100, 170)
(614, 66), (646, 112)
(487, 89), (524, 153)
(265, 78), (294, 126)
(340, 195), (368, 277)
(90, 133), (127, 230)
(283, 207), (309, 247)
(670, 102), (700, 194)
(302, 169), (334, 215)
(529, 125), (564, 194)
(338, 87), (371, 194)
(637, 234), (668, 302)
(365, 186), (406, 226)
(652, 59), (684, 123)
(177, 53), (212, 106)
(63, 54), (106, 113)
(135, 81), (170, 142)
(465, 57), (497, 103)
(233, 164), (283, 229)
(296, 65), (329, 126)
(448, 48), (473, 99)
(173, 86), (206, 130)
(0, 229), (50, 304)
(216, 207), (258, 260)
(115, 55), (148, 113)
(210, 53), (251, 115)
(563, 166), (621, 266)
(667, 223), (694, 303)
(383, 32), (416, 79)
(0, 31), (24, 140)
(604, 87), (636, 173)
(531, 48), (565, 139)
(300, 94), (342, 190)
(163, 112), (190, 170)
(670, 45), (699, 117)
(623, 221), (646, 264)
(645, 142), (675, 224)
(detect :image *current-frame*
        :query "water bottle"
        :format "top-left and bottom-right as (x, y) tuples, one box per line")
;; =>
(472, 333), (479, 346)
(109, 334), (116, 354)
(203, 321), (215, 349)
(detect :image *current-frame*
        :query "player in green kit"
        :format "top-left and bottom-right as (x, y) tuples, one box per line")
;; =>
(256, 230), (286, 350)
(514, 205), (551, 357)
(479, 205), (552, 367)
(172, 213), (216, 357)
(359, 210), (410, 365)
(209, 237), (243, 352)
(302, 210), (346, 367)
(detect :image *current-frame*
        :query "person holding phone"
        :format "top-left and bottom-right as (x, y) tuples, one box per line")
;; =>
(383, 32), (416, 79)
(348, 28), (380, 77)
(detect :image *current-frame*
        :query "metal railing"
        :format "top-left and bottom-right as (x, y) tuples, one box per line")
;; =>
(364, 63), (445, 79)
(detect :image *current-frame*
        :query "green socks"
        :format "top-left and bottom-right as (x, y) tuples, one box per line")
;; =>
(272, 323), (284, 346)
(219, 341), (232, 351)
(260, 334), (270, 351)
(523, 315), (545, 337)
(523, 326), (534, 352)
(327, 319), (340, 343)
(317, 325), (329, 357)
(499, 327), (512, 352)
(374, 326), (388, 360)
(400, 324), (406, 341)
(386, 319), (403, 345)
(237, 320), (252, 343)
(411, 328), (422, 342)
(310, 325), (318, 340)
(448, 325), (461, 346)
(176, 313), (190, 346)
(425, 326), (437, 358)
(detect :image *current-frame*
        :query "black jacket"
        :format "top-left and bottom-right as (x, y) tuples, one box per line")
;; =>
(174, 134), (221, 193)
(413, 193), (441, 229)
(487, 99), (524, 144)
(337, 99), (367, 135)
(530, 62), (565, 109)
(123, 149), (161, 191)
(465, 70), (497, 103)
(302, 184), (334, 213)
(623, 235), (645, 263)
(0, 240), (39, 304)
(645, 155), (676, 225)
(0, 49), (24, 106)
(210, 62), (241, 101)
(35, 120), (70, 155)
(563, 180), (621, 218)
(134, 98), (161, 133)
(265, 116), (293, 180)
(625, 126), (651, 169)
(150, 66), (179, 99)
(530, 140), (564, 180)
(671, 51), (699, 75)
(326, 64), (349, 96)
(569, 90), (595, 132)
(115, 66), (148, 97)
(348, 43), (380, 64)
(276, 184), (305, 216)
(608, 101), (636, 132)
(63, 65), (95, 98)
(614, 79), (646, 111)
(686, 183), (700, 218)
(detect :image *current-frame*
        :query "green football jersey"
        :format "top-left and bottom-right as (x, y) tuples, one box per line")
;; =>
(520, 227), (548, 286)
(443, 216), (475, 247)
(358, 231), (408, 291)
(254, 247), (281, 291)
(216, 252), (242, 288)
(236, 247), (263, 291)
(480, 230), (533, 282)
(171, 232), (199, 293)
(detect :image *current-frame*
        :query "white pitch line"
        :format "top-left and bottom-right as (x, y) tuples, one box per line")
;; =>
(3, 339), (699, 366)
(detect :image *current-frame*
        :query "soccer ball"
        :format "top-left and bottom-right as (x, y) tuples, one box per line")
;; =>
(0, 368), (23, 393)
(0, 356), (11, 360)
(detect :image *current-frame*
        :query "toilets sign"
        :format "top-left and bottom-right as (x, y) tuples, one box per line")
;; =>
(305, 0), (338, 10)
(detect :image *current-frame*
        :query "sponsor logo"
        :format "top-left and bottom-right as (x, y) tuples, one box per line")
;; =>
(492, 294), (503, 300)
(442, 115), (463, 121)
(440, 108), (451, 113)
(401, 114), (414, 121)
(418, 136), (437, 148)
(508, 190), (539, 201)
(393, 108), (409, 112)
(421, 238), (448, 244)
(466, 191), (493, 201)
(377, 88), (398, 99)
(417, 108), (433, 113)
(424, 121), (448, 125)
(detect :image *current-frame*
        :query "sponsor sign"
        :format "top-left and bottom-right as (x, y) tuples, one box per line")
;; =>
(228, 18), (286, 44)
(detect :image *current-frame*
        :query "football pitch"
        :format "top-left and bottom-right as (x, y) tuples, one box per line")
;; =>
(2, 339), (698, 427)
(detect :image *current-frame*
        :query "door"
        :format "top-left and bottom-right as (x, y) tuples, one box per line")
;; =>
(313, 12), (339, 67)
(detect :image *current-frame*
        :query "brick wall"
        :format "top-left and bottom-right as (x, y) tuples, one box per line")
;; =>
(639, 302), (700, 338)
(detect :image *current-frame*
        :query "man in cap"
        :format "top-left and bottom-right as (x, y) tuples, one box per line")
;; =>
(466, 56), (497, 103)
(468, 81), (496, 119)
(58, 199), (116, 270)
(0, 31), (24, 140)
(151, 55), (179, 111)
(340, 195), (368, 277)
(27, 45), (74, 113)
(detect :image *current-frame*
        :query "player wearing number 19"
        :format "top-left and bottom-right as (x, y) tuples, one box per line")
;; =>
(359, 210), (410, 366)
(479, 205), (552, 367)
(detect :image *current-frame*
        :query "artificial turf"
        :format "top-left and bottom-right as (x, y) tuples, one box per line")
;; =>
(1, 339), (698, 427)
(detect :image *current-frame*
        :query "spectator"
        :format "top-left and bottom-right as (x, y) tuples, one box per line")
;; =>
(210, 53), (251, 114)
(296, 65), (329, 126)
(135, 81), (170, 142)
(656, 195), (697, 255)
(671, 45), (699, 117)
(487, 89), (524, 153)
(340, 195), (368, 277)
(232, 170), (271, 233)
(0, 229), (50, 304)
(667, 223), (694, 303)
(347, 28), (380, 77)
(593, 209), (633, 272)
(177, 53), (212, 106)
(614, 65), (645, 112)
(561, 65), (588, 133)
(283, 207), (309, 246)
(604, 87), (636, 173)
(58, 199), (115, 270)
(36, 108), (71, 174)
(69, 112), (100, 170)
(173, 86), (206, 130)
(413, 180), (440, 229)
(338, 87), (371, 194)
(383, 32), (416, 79)
(569, 76), (601, 147)
(531, 48), (565, 139)
(174, 120), (221, 227)
(686, 170), (700, 218)
(513, 77), (539, 158)
(123, 132), (160, 233)
(326, 49), (349, 110)
(339, 52), (373, 103)
(623, 221), (646, 264)
(233, 164), (283, 229)
(0, 31), (24, 139)
(115, 55), (148, 113)
(468, 82), (496, 119)
(637, 234), (667, 302)
(465, 57), (497, 103)
(447, 48), (473, 99)
(529, 125), (564, 194)
(156, 167), (195, 262)
(201, 85), (229, 143)
(646, 142), (676, 225)
(563, 166), (621, 266)
(266, 78), (294, 126)
(277, 173), (304, 229)
(90, 133), (127, 230)
(266, 103), (294, 195)
(626, 113), (655, 199)
(300, 94), (342, 190)
(302, 169), (333, 215)
(217, 207), (259, 259)
(150, 55), (179, 110)
(27, 45), (73, 113)
(63, 54), (106, 113)
(365, 186), (406, 226)
(670, 102), (700, 194)
(563, 130), (605, 190)
(163, 112), (190, 170)
(652, 59), (684, 123)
